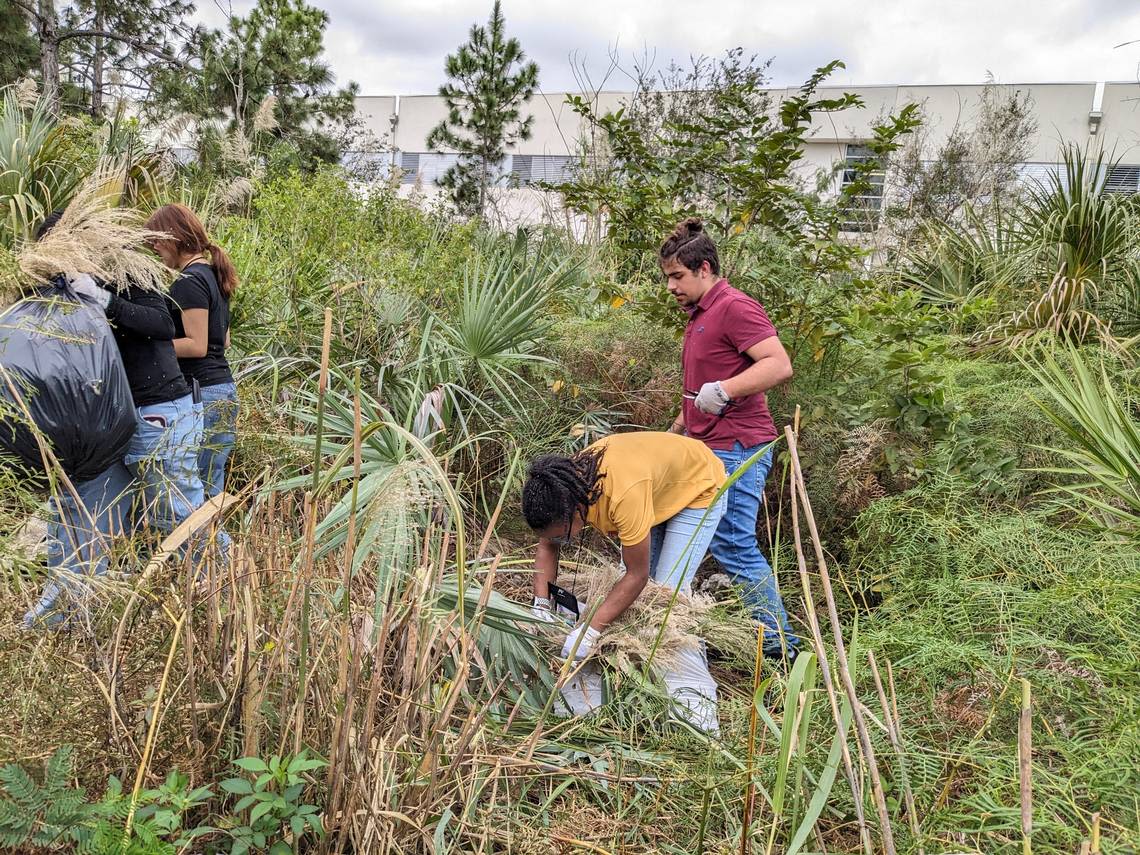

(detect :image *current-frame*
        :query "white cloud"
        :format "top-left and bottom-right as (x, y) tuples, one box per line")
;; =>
(193, 0), (1140, 95)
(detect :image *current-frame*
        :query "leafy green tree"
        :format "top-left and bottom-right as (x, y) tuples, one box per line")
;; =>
(426, 1), (539, 217)
(0, 0), (39, 87)
(151, 0), (358, 168)
(557, 56), (920, 337)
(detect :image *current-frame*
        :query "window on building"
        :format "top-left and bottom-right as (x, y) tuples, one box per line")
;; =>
(839, 143), (886, 232)
(1105, 164), (1140, 194)
(398, 152), (420, 184)
(397, 152), (517, 186)
(512, 154), (575, 185)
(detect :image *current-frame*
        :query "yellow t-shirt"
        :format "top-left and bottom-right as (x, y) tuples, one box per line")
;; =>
(584, 432), (726, 546)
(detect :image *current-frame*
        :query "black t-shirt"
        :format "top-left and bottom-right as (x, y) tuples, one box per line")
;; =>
(169, 262), (233, 386)
(104, 285), (191, 407)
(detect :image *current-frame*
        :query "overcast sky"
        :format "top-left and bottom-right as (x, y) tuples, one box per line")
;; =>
(194, 0), (1140, 96)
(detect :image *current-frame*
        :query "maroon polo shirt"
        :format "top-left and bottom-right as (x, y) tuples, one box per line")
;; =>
(681, 279), (779, 450)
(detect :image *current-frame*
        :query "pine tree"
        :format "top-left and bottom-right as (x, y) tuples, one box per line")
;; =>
(11, 0), (192, 115)
(0, 0), (39, 87)
(426, 1), (538, 217)
(62, 0), (194, 116)
(150, 0), (359, 168)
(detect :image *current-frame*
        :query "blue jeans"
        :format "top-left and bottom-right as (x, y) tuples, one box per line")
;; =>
(126, 394), (228, 568)
(648, 495), (727, 593)
(23, 465), (133, 628)
(710, 442), (798, 656)
(197, 381), (238, 498)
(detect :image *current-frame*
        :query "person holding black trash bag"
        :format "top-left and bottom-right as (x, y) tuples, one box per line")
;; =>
(24, 212), (211, 628)
(6, 212), (136, 629)
(145, 204), (239, 498)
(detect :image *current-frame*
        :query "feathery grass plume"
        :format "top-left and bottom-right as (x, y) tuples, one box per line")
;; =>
(154, 113), (196, 150)
(252, 96), (279, 134)
(17, 159), (170, 293)
(14, 78), (38, 110)
(221, 128), (252, 166)
(219, 177), (253, 212)
(556, 560), (754, 668)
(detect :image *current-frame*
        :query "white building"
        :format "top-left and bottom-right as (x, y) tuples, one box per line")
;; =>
(350, 81), (1140, 225)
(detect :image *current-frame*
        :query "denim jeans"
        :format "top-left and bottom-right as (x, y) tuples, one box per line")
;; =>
(648, 495), (727, 593)
(22, 464), (133, 628)
(24, 395), (225, 629)
(126, 394), (228, 568)
(197, 381), (238, 498)
(709, 442), (799, 656)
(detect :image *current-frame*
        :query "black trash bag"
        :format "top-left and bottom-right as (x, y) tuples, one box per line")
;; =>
(0, 279), (135, 483)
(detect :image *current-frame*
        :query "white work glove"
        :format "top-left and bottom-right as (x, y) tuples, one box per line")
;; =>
(561, 623), (601, 660)
(693, 380), (731, 415)
(531, 596), (555, 623)
(68, 273), (112, 309)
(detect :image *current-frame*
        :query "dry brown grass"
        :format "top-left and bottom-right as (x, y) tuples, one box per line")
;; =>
(15, 159), (170, 293)
(554, 559), (754, 670)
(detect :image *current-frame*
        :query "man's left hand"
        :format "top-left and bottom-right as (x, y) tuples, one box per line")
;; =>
(694, 380), (731, 415)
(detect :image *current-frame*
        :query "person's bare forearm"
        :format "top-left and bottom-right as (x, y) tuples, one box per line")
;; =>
(590, 567), (648, 629)
(173, 336), (207, 358)
(588, 539), (651, 629)
(534, 538), (560, 599)
(668, 410), (686, 434)
(720, 356), (792, 398)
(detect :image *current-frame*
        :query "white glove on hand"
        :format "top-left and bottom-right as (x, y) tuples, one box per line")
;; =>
(693, 380), (731, 415)
(531, 596), (555, 623)
(68, 273), (112, 309)
(561, 623), (601, 660)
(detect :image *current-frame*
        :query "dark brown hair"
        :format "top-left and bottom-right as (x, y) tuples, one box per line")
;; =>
(659, 217), (719, 276)
(145, 203), (238, 298)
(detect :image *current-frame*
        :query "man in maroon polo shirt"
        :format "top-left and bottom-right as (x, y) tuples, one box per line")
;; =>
(661, 218), (799, 659)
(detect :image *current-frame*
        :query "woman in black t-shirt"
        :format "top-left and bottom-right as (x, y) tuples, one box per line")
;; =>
(146, 204), (239, 498)
(25, 211), (208, 627)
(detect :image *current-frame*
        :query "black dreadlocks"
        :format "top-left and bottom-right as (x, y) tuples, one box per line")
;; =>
(521, 446), (606, 532)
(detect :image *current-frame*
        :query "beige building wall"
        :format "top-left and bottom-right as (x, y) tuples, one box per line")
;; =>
(358, 81), (1140, 227)
(354, 96), (397, 142)
(367, 80), (1131, 161)
(1095, 83), (1140, 160)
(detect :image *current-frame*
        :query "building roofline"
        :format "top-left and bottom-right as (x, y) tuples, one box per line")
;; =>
(364, 80), (1137, 98)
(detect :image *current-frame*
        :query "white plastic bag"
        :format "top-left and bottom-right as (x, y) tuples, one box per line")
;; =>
(660, 643), (720, 735)
(558, 661), (604, 716)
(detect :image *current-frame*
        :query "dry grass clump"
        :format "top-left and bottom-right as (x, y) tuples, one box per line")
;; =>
(557, 560), (754, 669)
(15, 159), (170, 293)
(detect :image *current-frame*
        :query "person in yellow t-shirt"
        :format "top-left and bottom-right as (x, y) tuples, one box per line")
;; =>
(522, 431), (728, 660)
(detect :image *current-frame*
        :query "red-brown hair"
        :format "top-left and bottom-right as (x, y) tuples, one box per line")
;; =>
(145, 203), (238, 298)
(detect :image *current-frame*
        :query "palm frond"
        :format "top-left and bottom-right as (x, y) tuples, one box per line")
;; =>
(1023, 345), (1140, 541)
